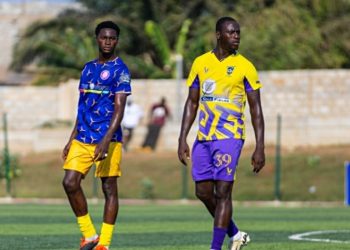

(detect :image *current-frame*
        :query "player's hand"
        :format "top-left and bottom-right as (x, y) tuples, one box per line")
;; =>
(178, 139), (190, 166)
(94, 139), (109, 161)
(62, 142), (72, 161)
(251, 147), (265, 173)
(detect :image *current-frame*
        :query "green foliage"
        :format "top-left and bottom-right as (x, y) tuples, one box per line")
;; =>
(307, 155), (320, 168)
(145, 20), (172, 71)
(175, 19), (192, 55)
(145, 18), (192, 77)
(10, 0), (350, 85)
(140, 177), (155, 199)
(237, 1), (324, 69)
(11, 12), (96, 85)
(0, 154), (21, 179)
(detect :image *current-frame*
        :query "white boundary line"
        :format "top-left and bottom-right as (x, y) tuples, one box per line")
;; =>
(289, 230), (350, 244)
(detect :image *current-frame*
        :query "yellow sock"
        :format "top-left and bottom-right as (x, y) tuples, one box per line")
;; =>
(77, 214), (97, 239)
(99, 222), (115, 246)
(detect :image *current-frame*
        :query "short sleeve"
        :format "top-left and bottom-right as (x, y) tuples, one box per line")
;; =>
(244, 62), (262, 92)
(113, 66), (131, 94)
(186, 58), (200, 88)
(78, 63), (89, 90)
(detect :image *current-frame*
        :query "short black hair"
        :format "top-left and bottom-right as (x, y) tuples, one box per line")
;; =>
(95, 21), (120, 38)
(216, 17), (237, 32)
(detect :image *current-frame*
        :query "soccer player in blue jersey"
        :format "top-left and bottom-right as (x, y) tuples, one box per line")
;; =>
(62, 21), (131, 250)
(178, 17), (265, 250)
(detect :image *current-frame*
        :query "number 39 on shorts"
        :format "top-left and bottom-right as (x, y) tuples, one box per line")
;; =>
(214, 153), (232, 167)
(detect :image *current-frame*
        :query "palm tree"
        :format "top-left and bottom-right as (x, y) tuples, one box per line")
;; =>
(11, 10), (96, 85)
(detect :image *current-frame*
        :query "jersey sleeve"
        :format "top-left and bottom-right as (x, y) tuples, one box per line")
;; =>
(78, 63), (89, 90)
(112, 66), (132, 94)
(186, 58), (200, 89)
(244, 61), (262, 92)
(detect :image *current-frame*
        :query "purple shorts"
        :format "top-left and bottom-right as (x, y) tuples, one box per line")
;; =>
(191, 138), (244, 182)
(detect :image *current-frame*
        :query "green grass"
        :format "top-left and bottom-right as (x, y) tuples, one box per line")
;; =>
(1, 144), (350, 200)
(0, 203), (350, 250)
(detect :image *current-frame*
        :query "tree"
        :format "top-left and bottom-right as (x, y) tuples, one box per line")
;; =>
(11, 10), (96, 85)
(10, 0), (350, 86)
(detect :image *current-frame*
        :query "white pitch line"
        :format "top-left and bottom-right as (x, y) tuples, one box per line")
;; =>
(289, 230), (350, 244)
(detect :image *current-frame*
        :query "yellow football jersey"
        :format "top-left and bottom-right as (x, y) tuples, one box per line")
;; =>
(186, 51), (262, 141)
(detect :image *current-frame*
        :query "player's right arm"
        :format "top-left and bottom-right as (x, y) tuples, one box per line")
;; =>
(178, 87), (199, 166)
(62, 64), (86, 161)
(62, 119), (78, 161)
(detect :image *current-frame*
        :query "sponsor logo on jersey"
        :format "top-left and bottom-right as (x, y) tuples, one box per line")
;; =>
(202, 79), (216, 94)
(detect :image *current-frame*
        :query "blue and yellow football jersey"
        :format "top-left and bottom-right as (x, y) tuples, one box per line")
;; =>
(76, 57), (131, 144)
(187, 51), (262, 141)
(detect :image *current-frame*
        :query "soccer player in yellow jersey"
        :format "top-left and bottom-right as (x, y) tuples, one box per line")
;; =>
(178, 17), (265, 250)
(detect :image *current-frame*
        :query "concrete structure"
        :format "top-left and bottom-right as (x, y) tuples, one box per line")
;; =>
(1, 70), (350, 154)
(0, 0), (81, 84)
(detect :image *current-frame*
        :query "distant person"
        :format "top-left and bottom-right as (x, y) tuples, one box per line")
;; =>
(62, 21), (131, 250)
(122, 97), (143, 151)
(142, 97), (170, 151)
(178, 17), (265, 250)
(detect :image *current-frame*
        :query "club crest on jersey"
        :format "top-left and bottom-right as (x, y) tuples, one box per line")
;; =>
(227, 66), (235, 76)
(202, 79), (216, 94)
(100, 70), (110, 80)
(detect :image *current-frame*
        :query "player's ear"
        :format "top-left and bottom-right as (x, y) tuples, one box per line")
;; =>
(216, 31), (220, 40)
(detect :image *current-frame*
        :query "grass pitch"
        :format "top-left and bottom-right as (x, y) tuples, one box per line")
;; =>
(0, 203), (349, 250)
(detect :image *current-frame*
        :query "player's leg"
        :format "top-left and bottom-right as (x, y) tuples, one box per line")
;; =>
(63, 170), (99, 249)
(62, 140), (99, 250)
(210, 180), (233, 250)
(62, 170), (87, 216)
(96, 176), (119, 250)
(195, 179), (239, 236)
(95, 142), (122, 250)
(212, 138), (249, 250)
(214, 181), (233, 228)
(195, 180), (216, 216)
(192, 139), (239, 248)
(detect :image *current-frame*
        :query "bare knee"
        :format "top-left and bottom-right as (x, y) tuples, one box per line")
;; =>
(62, 174), (81, 194)
(214, 191), (231, 202)
(102, 177), (118, 200)
(196, 189), (214, 202)
(195, 181), (215, 202)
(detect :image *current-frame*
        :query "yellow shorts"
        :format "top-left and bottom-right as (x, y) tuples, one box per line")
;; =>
(63, 139), (122, 177)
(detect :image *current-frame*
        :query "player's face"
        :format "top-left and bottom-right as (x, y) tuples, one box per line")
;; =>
(96, 28), (118, 54)
(217, 21), (240, 51)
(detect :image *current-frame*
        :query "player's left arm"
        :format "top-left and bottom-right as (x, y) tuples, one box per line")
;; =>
(94, 93), (128, 161)
(247, 89), (265, 173)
